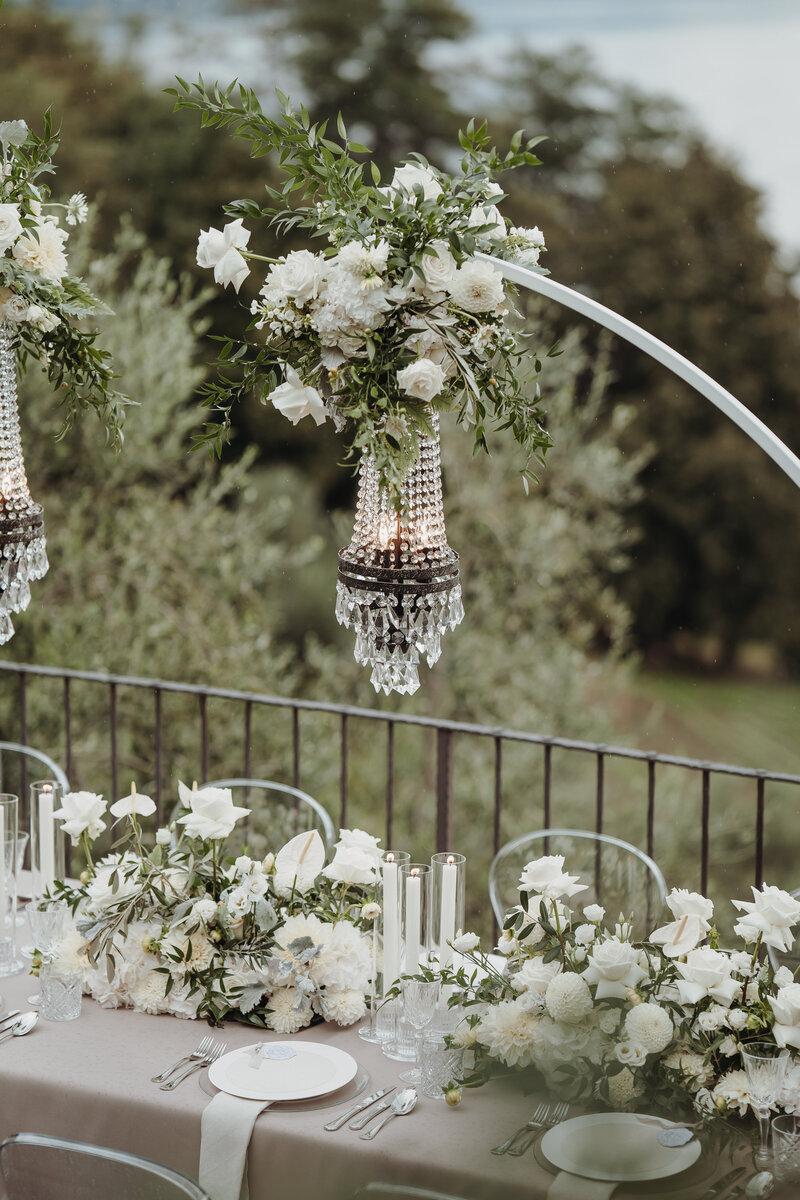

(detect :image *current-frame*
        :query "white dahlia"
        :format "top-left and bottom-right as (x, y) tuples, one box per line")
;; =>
(130, 970), (170, 1016)
(321, 988), (367, 1026)
(712, 1068), (751, 1116)
(624, 1003), (673, 1054)
(476, 1000), (538, 1068)
(663, 1049), (714, 1092)
(606, 1067), (642, 1110)
(448, 261), (505, 314)
(545, 973), (593, 1025)
(266, 988), (313, 1035)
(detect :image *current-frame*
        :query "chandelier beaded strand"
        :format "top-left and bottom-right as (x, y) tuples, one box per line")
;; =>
(336, 412), (464, 696)
(0, 320), (48, 645)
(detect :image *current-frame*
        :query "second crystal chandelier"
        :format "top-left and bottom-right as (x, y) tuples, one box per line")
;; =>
(336, 414), (464, 696)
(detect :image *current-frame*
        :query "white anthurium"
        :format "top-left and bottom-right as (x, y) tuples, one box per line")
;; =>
(175, 783), (250, 841)
(770, 983), (800, 1050)
(650, 913), (708, 959)
(732, 884), (800, 953)
(674, 948), (742, 1008)
(109, 782), (157, 821)
(269, 365), (328, 427)
(196, 218), (251, 292)
(582, 937), (647, 1000)
(273, 830), (326, 898)
(52, 791), (108, 844)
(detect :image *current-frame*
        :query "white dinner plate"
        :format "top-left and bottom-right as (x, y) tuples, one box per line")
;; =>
(208, 1041), (358, 1103)
(540, 1113), (702, 1183)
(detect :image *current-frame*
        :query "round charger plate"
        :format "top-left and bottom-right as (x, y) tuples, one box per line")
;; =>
(207, 1040), (360, 1104)
(540, 1113), (703, 1184)
(199, 1063), (369, 1112)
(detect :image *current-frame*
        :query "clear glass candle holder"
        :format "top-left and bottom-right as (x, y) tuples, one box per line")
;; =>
(29, 780), (65, 902)
(0, 794), (21, 978)
(363, 849), (410, 1047)
(40, 963), (83, 1022)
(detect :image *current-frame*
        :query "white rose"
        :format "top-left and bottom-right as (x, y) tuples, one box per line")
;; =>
(269, 365), (327, 427)
(448, 261), (505, 313)
(583, 938), (647, 1000)
(733, 884), (800, 953)
(719, 1036), (739, 1057)
(175, 781), (249, 841)
(0, 290), (29, 322)
(775, 966), (795, 989)
(278, 249), (325, 302)
(52, 790), (108, 844)
(335, 828), (382, 859)
(322, 844), (377, 887)
(495, 930), (516, 956)
(665, 888), (714, 925)
(583, 904), (605, 923)
(234, 856), (253, 875)
(396, 357), (445, 403)
(674, 948), (742, 1008)
(771, 983), (800, 1049)
(697, 1006), (727, 1033)
(12, 221), (69, 283)
(468, 202), (506, 241)
(574, 923), (597, 946)
(389, 163), (441, 201)
(25, 304), (60, 332)
(0, 204), (22, 253)
(452, 931), (480, 954)
(519, 855), (587, 902)
(420, 241), (457, 292)
(726, 1008), (748, 1031)
(0, 121), (28, 149)
(196, 218), (251, 292)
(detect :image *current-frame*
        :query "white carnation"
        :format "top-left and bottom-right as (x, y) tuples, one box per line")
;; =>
(13, 221), (69, 283)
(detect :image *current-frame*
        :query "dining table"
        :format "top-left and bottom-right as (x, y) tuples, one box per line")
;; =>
(0, 945), (779, 1200)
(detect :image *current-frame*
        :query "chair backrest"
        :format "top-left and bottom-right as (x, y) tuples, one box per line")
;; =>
(489, 828), (668, 933)
(202, 778), (336, 853)
(0, 1133), (210, 1200)
(0, 742), (69, 809)
(353, 1186), (471, 1200)
(767, 887), (800, 976)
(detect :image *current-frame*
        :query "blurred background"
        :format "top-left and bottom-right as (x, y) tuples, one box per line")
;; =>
(0, 0), (798, 921)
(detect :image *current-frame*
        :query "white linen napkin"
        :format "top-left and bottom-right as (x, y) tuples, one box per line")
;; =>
(547, 1173), (617, 1200)
(199, 1092), (271, 1200)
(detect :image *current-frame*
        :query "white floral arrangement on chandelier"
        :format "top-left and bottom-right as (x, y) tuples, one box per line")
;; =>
(0, 114), (126, 441)
(436, 854), (800, 1133)
(170, 80), (555, 505)
(45, 782), (381, 1030)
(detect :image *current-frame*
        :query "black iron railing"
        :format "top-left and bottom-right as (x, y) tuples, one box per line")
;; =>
(1, 661), (799, 917)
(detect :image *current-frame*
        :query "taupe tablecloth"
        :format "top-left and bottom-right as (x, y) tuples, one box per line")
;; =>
(0, 963), (753, 1200)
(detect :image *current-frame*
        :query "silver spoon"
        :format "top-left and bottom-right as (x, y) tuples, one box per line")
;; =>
(0, 1012), (38, 1045)
(744, 1172), (774, 1199)
(360, 1088), (417, 1140)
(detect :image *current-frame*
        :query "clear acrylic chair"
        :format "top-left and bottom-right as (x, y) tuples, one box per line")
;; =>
(201, 777), (336, 853)
(0, 1132), (210, 1200)
(489, 828), (668, 932)
(0, 741), (69, 801)
(767, 886), (800, 976)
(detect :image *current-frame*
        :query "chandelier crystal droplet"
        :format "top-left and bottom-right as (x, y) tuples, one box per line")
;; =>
(336, 412), (464, 696)
(0, 321), (48, 644)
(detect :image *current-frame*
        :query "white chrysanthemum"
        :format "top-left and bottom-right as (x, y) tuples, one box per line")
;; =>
(545, 973), (593, 1025)
(130, 970), (170, 1015)
(266, 988), (313, 1035)
(510, 957), (561, 995)
(274, 912), (327, 953)
(12, 221), (68, 283)
(625, 1003), (673, 1054)
(65, 193), (89, 226)
(162, 928), (216, 973)
(321, 988), (367, 1026)
(663, 1048), (714, 1092)
(476, 1000), (538, 1068)
(51, 925), (89, 975)
(448, 261), (505, 313)
(166, 979), (203, 1020)
(193, 898), (218, 925)
(712, 1068), (751, 1116)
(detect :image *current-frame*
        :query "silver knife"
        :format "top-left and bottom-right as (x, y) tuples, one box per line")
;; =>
(701, 1166), (747, 1200)
(0, 1011), (21, 1031)
(323, 1087), (395, 1132)
(349, 1094), (396, 1130)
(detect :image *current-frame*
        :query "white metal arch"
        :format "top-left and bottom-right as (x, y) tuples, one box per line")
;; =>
(478, 251), (800, 491)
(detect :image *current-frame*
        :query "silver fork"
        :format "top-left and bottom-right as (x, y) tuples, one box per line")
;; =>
(507, 1101), (570, 1156)
(151, 1036), (214, 1083)
(159, 1040), (227, 1091)
(491, 1102), (551, 1155)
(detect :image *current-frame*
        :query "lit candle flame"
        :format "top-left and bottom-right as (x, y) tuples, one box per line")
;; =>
(446, 855), (455, 865)
(411, 867), (420, 877)
(386, 852), (394, 863)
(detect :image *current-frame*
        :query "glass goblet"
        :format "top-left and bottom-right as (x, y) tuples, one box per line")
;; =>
(399, 978), (440, 1084)
(25, 900), (69, 1006)
(741, 1040), (790, 1168)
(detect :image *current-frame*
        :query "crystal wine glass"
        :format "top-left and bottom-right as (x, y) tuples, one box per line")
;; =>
(741, 1040), (790, 1167)
(25, 899), (68, 1006)
(399, 978), (440, 1084)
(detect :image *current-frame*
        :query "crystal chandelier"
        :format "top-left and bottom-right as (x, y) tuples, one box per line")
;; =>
(336, 413), (464, 696)
(0, 321), (48, 645)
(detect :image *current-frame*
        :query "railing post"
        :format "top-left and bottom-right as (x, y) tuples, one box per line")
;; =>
(436, 728), (453, 852)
